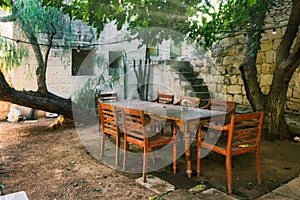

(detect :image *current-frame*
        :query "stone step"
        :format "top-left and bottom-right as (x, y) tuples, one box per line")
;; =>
(167, 60), (194, 72)
(191, 78), (204, 85)
(178, 72), (199, 80)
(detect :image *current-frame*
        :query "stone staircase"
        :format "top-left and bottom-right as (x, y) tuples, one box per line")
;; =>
(166, 60), (210, 107)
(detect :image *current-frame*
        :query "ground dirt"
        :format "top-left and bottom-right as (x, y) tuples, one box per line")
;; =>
(0, 117), (299, 200)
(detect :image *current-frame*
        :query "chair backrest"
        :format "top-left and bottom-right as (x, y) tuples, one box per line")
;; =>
(98, 103), (119, 136)
(176, 96), (201, 108)
(203, 99), (236, 114)
(154, 93), (174, 104)
(98, 93), (118, 103)
(121, 108), (148, 141)
(228, 112), (264, 150)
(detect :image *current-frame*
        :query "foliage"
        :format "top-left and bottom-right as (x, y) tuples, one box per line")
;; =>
(0, 38), (28, 73)
(40, 0), (274, 51)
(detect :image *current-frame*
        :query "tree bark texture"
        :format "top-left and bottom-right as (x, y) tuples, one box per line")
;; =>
(240, 0), (300, 139)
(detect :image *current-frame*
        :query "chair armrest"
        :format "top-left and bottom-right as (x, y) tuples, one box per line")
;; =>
(174, 101), (180, 106)
(200, 122), (230, 131)
(151, 98), (159, 102)
(201, 103), (210, 109)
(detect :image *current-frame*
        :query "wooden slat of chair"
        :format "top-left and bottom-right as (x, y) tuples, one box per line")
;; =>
(98, 93), (118, 103)
(197, 112), (264, 193)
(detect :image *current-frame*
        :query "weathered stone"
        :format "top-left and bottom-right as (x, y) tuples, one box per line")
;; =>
(242, 95), (250, 105)
(225, 94), (234, 102)
(293, 88), (300, 99)
(261, 85), (270, 94)
(241, 86), (246, 95)
(229, 75), (239, 84)
(227, 85), (242, 94)
(261, 63), (275, 74)
(261, 40), (273, 51)
(273, 39), (281, 50)
(233, 94), (243, 104)
(256, 52), (266, 64)
(260, 74), (273, 85)
(222, 37), (238, 47)
(219, 93), (226, 99)
(217, 84), (225, 93)
(269, 28), (282, 40)
(208, 84), (218, 92)
(287, 100), (300, 111)
(223, 56), (242, 66)
(256, 64), (262, 75)
(223, 47), (236, 56)
(265, 51), (275, 64)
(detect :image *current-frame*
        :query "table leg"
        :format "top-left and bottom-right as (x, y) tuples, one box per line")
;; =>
(182, 123), (192, 178)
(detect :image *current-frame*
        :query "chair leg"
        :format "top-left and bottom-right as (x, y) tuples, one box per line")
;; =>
(115, 135), (120, 166)
(256, 149), (262, 184)
(142, 146), (148, 182)
(173, 127), (177, 174)
(197, 129), (201, 177)
(226, 155), (233, 193)
(123, 141), (128, 170)
(100, 131), (105, 157)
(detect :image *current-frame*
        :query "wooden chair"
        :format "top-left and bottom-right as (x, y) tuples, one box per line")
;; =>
(121, 107), (176, 182)
(202, 99), (236, 123)
(97, 92), (121, 131)
(98, 103), (121, 166)
(174, 96), (201, 108)
(151, 93), (174, 104)
(197, 112), (264, 193)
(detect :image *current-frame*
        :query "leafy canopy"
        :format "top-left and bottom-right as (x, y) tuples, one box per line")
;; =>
(40, 0), (273, 50)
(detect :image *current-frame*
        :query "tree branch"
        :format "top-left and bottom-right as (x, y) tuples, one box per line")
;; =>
(276, 0), (300, 62)
(44, 22), (57, 83)
(18, 18), (48, 93)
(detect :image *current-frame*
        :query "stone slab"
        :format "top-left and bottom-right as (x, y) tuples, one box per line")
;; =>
(0, 191), (28, 200)
(135, 175), (175, 195)
(196, 188), (238, 200)
(272, 177), (300, 199)
(256, 192), (294, 200)
(162, 189), (202, 200)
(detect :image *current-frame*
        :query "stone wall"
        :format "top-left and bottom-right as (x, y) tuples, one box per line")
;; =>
(7, 0), (299, 115)
(193, 0), (300, 112)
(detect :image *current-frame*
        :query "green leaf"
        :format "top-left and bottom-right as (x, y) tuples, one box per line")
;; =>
(269, 177), (277, 183)
(248, 0), (256, 7)
(69, 160), (76, 165)
(0, 182), (5, 190)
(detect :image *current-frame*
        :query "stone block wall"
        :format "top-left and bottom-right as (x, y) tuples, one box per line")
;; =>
(194, 0), (300, 112)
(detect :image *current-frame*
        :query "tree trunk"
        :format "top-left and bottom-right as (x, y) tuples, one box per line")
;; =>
(0, 71), (95, 124)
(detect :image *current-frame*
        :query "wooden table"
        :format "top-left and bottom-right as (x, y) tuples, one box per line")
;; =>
(109, 100), (226, 177)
